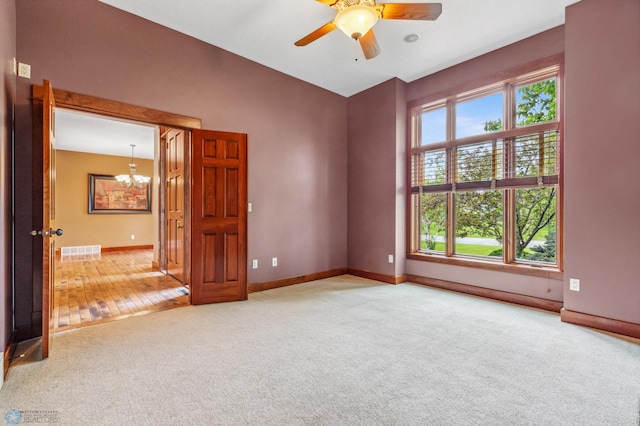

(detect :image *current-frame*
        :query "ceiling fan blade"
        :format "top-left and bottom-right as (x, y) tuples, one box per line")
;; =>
(379, 3), (442, 20)
(295, 21), (337, 46)
(359, 30), (381, 60)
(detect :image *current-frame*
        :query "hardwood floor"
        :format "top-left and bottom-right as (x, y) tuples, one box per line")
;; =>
(53, 249), (189, 332)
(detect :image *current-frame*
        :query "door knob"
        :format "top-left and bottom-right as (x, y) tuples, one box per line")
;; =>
(30, 228), (63, 237)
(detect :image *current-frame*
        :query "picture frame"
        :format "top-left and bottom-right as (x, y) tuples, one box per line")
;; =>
(89, 173), (151, 214)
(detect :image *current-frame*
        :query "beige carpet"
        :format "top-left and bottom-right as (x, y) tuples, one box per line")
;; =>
(1, 275), (639, 425)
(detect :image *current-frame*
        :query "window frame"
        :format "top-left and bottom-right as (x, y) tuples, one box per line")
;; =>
(406, 55), (564, 279)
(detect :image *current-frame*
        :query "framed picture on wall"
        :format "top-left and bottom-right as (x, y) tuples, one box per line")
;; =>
(89, 174), (152, 214)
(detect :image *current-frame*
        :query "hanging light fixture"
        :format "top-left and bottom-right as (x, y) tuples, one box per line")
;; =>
(115, 144), (151, 188)
(334, 0), (379, 40)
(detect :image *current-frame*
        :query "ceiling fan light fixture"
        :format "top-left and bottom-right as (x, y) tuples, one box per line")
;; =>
(334, 5), (378, 40)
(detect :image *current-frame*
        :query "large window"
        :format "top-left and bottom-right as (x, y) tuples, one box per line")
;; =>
(409, 64), (561, 271)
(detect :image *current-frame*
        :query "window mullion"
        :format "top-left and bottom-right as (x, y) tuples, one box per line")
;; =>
(412, 194), (419, 252)
(538, 132), (545, 176)
(446, 193), (455, 256)
(503, 82), (516, 263)
(504, 189), (516, 263)
(505, 83), (516, 130)
(445, 99), (455, 256)
(445, 146), (456, 256)
(491, 140), (497, 180)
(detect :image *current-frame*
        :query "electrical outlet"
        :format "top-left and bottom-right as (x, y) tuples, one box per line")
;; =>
(130, 234), (135, 240)
(272, 257), (278, 267)
(252, 259), (258, 269)
(569, 278), (580, 292)
(248, 202), (252, 212)
(388, 254), (394, 263)
(17, 62), (31, 79)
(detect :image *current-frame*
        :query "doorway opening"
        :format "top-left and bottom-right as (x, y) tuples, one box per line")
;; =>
(52, 109), (189, 331)
(33, 82), (248, 359)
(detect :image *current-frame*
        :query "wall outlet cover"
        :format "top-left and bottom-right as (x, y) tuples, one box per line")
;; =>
(569, 278), (580, 292)
(18, 62), (31, 79)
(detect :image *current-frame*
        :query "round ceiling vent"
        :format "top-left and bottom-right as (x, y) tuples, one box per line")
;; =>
(404, 34), (420, 43)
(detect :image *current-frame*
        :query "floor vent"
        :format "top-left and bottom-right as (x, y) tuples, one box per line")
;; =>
(61, 245), (101, 256)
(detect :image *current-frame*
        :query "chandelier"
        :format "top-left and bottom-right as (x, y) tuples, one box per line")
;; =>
(115, 144), (151, 188)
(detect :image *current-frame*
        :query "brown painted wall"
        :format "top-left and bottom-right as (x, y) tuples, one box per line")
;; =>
(564, 0), (640, 324)
(56, 151), (154, 249)
(1, 0), (16, 354)
(14, 0), (348, 336)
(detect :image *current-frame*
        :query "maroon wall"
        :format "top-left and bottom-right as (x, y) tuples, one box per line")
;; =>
(11, 0), (639, 343)
(0, 0), (16, 358)
(564, 0), (640, 324)
(14, 0), (348, 336)
(393, 80), (407, 277)
(406, 27), (566, 104)
(348, 79), (406, 278)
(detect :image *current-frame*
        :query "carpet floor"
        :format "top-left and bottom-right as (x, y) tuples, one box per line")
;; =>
(1, 275), (639, 425)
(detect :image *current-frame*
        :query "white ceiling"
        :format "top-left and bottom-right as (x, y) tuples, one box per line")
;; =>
(60, 0), (580, 157)
(56, 109), (156, 159)
(99, 0), (580, 97)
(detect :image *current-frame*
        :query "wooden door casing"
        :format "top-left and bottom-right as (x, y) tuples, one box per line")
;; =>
(42, 80), (56, 359)
(166, 129), (185, 282)
(190, 130), (247, 304)
(29, 85), (254, 360)
(28, 85), (204, 359)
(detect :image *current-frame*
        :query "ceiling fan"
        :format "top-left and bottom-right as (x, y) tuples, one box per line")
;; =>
(295, 0), (442, 60)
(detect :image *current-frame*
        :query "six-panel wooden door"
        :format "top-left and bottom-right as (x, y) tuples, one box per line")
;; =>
(166, 129), (186, 282)
(190, 130), (248, 304)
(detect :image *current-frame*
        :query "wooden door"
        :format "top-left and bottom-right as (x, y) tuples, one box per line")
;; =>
(41, 80), (57, 359)
(190, 130), (247, 304)
(166, 129), (185, 282)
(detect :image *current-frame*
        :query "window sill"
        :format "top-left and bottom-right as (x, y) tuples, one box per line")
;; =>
(406, 252), (563, 280)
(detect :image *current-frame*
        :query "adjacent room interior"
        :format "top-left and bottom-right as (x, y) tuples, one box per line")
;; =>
(52, 110), (190, 330)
